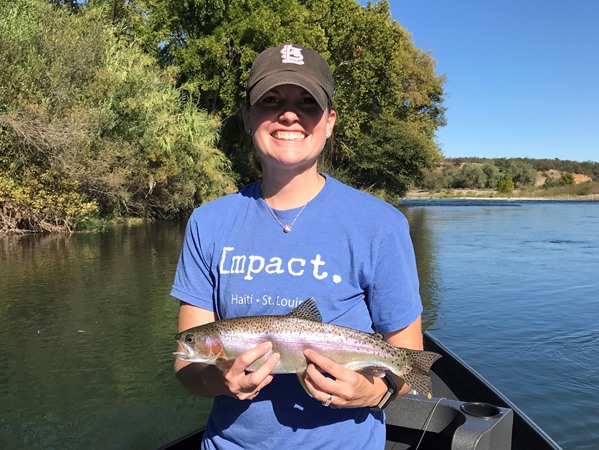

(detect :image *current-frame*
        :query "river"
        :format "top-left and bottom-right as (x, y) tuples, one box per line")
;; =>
(1, 200), (597, 449)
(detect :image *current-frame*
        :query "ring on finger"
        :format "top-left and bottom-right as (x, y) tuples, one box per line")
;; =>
(322, 393), (332, 407)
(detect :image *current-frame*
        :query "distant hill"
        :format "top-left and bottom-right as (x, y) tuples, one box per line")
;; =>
(444, 157), (599, 181)
(417, 157), (599, 192)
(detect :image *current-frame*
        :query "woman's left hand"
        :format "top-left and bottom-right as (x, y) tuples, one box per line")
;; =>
(302, 349), (385, 408)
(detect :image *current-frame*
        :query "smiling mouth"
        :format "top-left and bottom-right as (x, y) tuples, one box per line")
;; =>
(272, 131), (306, 141)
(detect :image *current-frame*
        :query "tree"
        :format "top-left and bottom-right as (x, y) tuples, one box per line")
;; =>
(3, 0), (448, 233)
(495, 159), (536, 187)
(321, 0), (445, 190)
(497, 174), (514, 195)
(123, 0), (446, 191)
(482, 164), (502, 188)
(450, 164), (487, 189)
(351, 113), (439, 196)
(543, 171), (575, 189)
(1, 0), (236, 233)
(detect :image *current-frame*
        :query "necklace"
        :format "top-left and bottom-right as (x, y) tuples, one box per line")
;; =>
(260, 183), (309, 233)
(264, 200), (308, 233)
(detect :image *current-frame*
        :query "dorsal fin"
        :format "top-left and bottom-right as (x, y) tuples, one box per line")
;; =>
(373, 331), (384, 340)
(287, 297), (322, 322)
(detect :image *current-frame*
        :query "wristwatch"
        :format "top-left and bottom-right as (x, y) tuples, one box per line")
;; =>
(372, 374), (397, 410)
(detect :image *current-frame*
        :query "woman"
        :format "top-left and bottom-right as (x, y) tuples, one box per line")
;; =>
(171, 44), (424, 449)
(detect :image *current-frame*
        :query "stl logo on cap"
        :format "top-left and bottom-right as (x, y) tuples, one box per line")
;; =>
(280, 44), (305, 65)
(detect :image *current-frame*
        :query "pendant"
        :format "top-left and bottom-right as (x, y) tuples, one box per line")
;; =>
(283, 225), (292, 233)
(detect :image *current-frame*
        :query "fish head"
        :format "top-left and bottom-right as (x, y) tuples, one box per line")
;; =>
(173, 330), (224, 363)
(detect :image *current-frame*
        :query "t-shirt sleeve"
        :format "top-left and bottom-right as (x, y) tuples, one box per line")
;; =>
(170, 210), (215, 310)
(368, 212), (423, 333)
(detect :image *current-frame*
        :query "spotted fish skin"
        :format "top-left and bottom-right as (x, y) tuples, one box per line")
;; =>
(174, 298), (441, 398)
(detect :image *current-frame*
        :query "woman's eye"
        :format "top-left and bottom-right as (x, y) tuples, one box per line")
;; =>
(260, 96), (279, 104)
(257, 94), (318, 110)
(300, 97), (317, 105)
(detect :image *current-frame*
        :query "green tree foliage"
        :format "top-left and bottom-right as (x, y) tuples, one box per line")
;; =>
(1, 0), (235, 233)
(482, 164), (502, 189)
(497, 173), (514, 195)
(455, 157), (599, 181)
(3, 0), (449, 232)
(322, 1), (445, 195)
(528, 158), (599, 180)
(543, 172), (575, 189)
(352, 113), (438, 195)
(418, 158), (599, 194)
(493, 159), (536, 187)
(450, 164), (487, 189)
(121, 0), (446, 194)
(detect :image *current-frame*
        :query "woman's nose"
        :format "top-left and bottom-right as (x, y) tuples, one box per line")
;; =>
(279, 103), (300, 122)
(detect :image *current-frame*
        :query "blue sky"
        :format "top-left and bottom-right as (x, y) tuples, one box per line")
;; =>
(385, 0), (599, 162)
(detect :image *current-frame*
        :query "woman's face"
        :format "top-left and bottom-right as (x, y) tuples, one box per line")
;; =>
(244, 84), (336, 174)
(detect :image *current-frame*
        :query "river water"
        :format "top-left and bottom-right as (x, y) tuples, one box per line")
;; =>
(1, 200), (597, 449)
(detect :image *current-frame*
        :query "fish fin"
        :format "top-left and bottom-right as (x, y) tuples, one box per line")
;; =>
(399, 350), (441, 399)
(405, 350), (442, 373)
(215, 358), (235, 372)
(373, 331), (384, 340)
(344, 361), (388, 377)
(296, 372), (313, 397)
(355, 367), (387, 378)
(402, 367), (434, 399)
(287, 298), (322, 322)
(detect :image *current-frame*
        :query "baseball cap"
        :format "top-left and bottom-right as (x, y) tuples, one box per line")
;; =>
(247, 44), (334, 111)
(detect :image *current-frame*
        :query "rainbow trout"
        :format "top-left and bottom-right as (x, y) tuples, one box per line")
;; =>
(174, 298), (441, 398)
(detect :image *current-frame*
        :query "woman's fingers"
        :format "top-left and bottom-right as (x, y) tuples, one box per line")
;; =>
(224, 342), (280, 400)
(303, 349), (375, 408)
(232, 342), (273, 372)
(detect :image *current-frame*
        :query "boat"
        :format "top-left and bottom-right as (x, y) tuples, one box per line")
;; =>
(160, 331), (562, 450)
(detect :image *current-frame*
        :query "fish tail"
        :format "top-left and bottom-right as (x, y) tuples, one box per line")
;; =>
(406, 349), (442, 373)
(401, 349), (442, 399)
(402, 367), (434, 399)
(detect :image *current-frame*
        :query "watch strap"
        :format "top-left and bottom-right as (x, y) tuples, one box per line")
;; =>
(373, 374), (397, 410)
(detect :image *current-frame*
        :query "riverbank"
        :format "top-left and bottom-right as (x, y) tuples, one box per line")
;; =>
(405, 189), (599, 201)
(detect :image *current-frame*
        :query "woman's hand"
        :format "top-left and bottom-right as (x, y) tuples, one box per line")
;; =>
(221, 342), (280, 401)
(302, 318), (424, 408)
(175, 303), (280, 400)
(302, 349), (387, 408)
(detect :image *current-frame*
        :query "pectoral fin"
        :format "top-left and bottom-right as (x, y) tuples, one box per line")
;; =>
(296, 371), (313, 397)
(344, 361), (388, 377)
(215, 358), (235, 372)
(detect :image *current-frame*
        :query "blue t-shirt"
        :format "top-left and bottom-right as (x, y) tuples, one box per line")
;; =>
(171, 175), (422, 449)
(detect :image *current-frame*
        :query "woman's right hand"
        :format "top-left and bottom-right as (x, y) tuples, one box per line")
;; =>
(175, 303), (280, 399)
(221, 342), (280, 400)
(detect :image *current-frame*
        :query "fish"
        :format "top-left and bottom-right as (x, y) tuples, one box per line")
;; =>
(174, 298), (441, 399)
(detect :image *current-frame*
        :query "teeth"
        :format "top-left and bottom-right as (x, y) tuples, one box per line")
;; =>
(273, 131), (305, 141)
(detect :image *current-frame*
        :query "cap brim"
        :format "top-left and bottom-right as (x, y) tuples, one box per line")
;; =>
(249, 72), (329, 111)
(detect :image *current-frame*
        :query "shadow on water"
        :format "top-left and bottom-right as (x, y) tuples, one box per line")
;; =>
(397, 207), (442, 331)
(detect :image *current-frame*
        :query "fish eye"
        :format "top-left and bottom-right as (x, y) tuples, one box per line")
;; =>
(185, 334), (195, 344)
